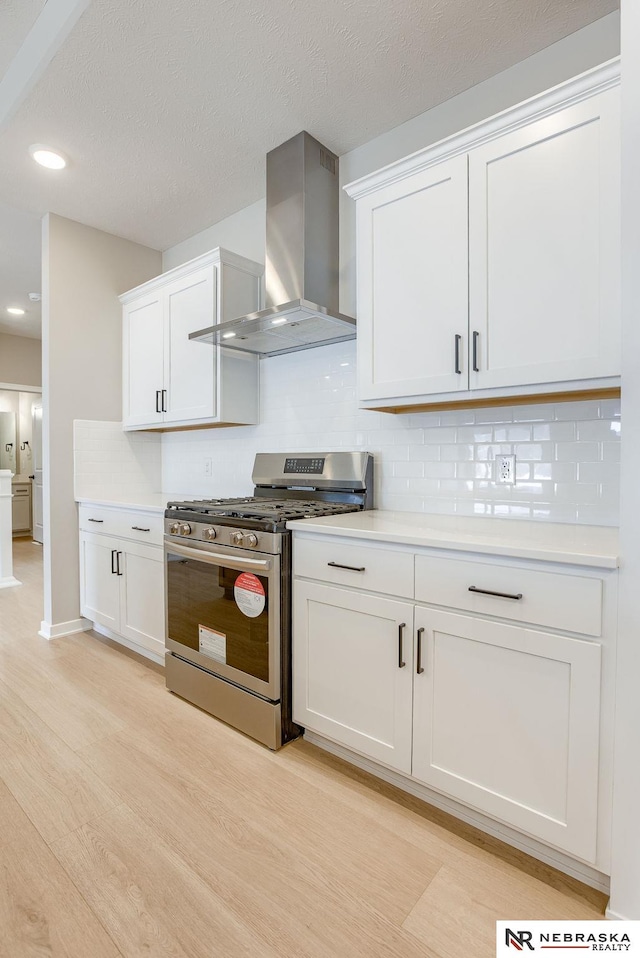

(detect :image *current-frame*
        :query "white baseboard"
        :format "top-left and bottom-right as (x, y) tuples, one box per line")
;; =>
(91, 623), (164, 666)
(303, 731), (611, 895)
(0, 576), (21, 590)
(605, 906), (631, 921)
(38, 617), (92, 640)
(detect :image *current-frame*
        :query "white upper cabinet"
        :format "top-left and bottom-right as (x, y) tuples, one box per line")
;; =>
(469, 90), (620, 390)
(163, 265), (217, 424)
(345, 62), (620, 409)
(356, 155), (469, 400)
(121, 248), (263, 431)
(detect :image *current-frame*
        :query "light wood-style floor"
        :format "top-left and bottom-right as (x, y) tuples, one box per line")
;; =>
(0, 539), (606, 957)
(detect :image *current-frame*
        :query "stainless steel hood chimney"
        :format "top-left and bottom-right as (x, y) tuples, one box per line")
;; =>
(189, 132), (356, 357)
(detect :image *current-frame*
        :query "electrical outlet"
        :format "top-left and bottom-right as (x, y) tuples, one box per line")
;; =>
(496, 454), (516, 485)
(204, 458), (212, 477)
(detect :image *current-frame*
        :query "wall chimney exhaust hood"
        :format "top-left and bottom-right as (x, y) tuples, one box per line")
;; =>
(189, 132), (355, 358)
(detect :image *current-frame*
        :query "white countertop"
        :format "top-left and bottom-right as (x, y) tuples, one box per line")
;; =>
(76, 493), (167, 514)
(287, 511), (619, 569)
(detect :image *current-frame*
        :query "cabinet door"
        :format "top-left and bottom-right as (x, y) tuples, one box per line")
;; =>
(293, 581), (414, 773)
(469, 89), (620, 389)
(356, 155), (469, 401)
(412, 609), (601, 862)
(164, 265), (217, 424)
(118, 541), (165, 656)
(122, 292), (165, 428)
(79, 532), (120, 632)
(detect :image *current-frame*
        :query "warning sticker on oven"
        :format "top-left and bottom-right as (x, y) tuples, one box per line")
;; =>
(234, 572), (266, 618)
(198, 625), (226, 663)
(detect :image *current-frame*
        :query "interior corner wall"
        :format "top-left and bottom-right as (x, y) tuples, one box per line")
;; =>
(41, 213), (161, 637)
(609, 0), (640, 922)
(0, 332), (42, 387)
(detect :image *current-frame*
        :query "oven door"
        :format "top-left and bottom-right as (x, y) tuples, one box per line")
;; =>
(165, 539), (280, 702)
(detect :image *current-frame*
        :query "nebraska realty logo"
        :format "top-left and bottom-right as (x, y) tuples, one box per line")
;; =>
(496, 922), (640, 955)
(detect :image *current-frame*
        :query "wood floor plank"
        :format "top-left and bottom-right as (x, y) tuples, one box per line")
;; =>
(0, 645), (127, 750)
(277, 738), (609, 911)
(77, 734), (439, 958)
(49, 803), (284, 958)
(402, 857), (605, 958)
(0, 817), (120, 958)
(0, 679), (122, 843)
(80, 714), (443, 919)
(0, 777), (32, 848)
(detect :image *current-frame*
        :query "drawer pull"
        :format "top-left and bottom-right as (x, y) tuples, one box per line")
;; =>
(398, 622), (406, 669)
(469, 585), (523, 601)
(416, 627), (425, 675)
(88, 518), (104, 523)
(327, 561), (365, 573)
(131, 526), (151, 532)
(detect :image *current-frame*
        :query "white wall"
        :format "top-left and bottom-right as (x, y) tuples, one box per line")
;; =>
(163, 200), (266, 272)
(0, 332), (41, 387)
(609, 0), (640, 922)
(161, 14), (621, 527)
(41, 214), (161, 638)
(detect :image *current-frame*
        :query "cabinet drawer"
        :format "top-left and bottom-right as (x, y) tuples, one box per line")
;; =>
(12, 484), (31, 497)
(294, 536), (413, 598)
(415, 555), (602, 636)
(78, 505), (163, 546)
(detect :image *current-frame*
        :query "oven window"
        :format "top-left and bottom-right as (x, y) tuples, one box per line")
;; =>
(167, 553), (270, 683)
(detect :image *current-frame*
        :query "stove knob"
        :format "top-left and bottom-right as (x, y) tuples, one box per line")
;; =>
(231, 532), (244, 546)
(245, 534), (258, 548)
(179, 523), (192, 536)
(169, 522), (180, 535)
(203, 527), (217, 541)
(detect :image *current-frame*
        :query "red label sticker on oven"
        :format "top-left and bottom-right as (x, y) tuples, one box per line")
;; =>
(234, 573), (266, 618)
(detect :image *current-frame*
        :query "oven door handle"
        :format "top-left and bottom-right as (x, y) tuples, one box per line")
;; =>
(166, 541), (272, 572)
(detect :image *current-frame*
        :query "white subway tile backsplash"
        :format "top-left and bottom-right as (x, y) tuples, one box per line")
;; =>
(150, 341), (621, 527)
(74, 420), (162, 500)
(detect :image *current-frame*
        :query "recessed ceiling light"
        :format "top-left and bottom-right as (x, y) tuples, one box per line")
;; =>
(7, 307), (25, 316)
(29, 144), (68, 170)
(271, 318), (287, 326)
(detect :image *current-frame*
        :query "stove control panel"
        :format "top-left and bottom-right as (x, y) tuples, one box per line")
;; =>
(164, 519), (282, 554)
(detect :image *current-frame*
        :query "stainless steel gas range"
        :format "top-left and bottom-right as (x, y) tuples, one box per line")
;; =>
(164, 452), (373, 749)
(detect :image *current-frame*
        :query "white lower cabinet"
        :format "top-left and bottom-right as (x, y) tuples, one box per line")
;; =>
(293, 581), (414, 773)
(412, 608), (601, 862)
(292, 532), (615, 870)
(79, 516), (164, 660)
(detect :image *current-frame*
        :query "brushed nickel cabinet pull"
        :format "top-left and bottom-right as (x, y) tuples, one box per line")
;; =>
(469, 585), (523, 601)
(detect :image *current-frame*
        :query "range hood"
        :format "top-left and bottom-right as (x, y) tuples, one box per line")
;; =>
(189, 131), (356, 358)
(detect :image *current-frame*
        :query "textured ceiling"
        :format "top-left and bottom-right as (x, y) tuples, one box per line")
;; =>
(0, 0), (45, 78)
(0, 0), (619, 339)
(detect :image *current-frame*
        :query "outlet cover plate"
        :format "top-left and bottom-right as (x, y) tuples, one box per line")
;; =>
(497, 454), (516, 485)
